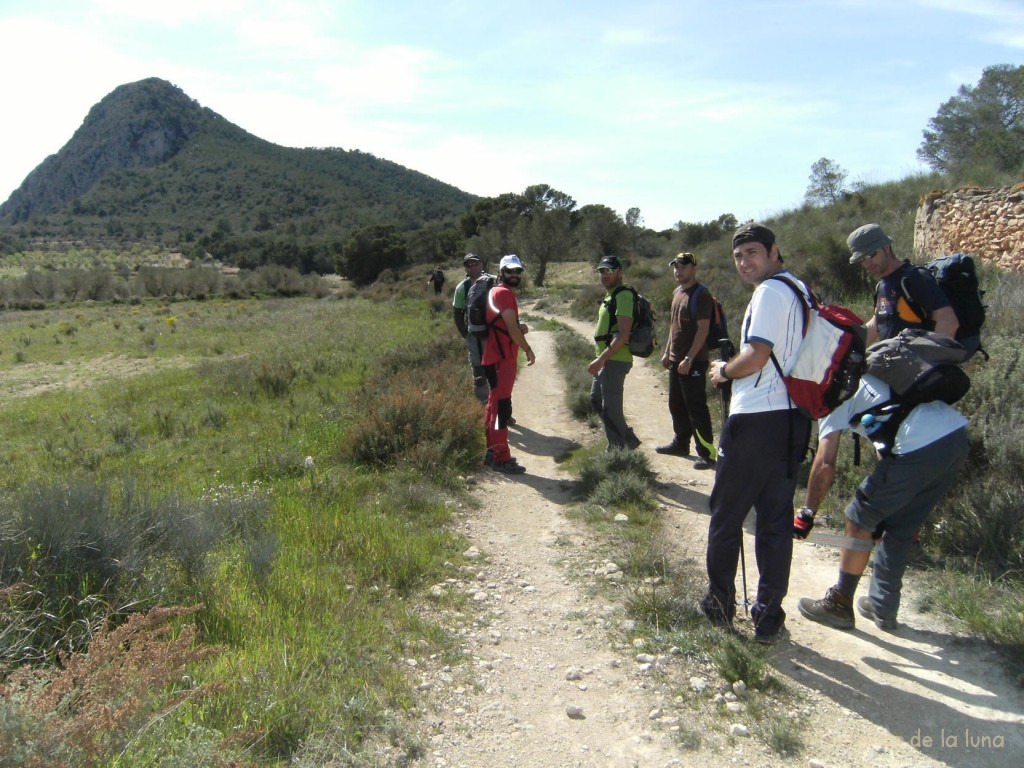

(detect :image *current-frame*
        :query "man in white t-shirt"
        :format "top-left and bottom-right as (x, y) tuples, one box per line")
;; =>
(702, 224), (812, 644)
(794, 375), (968, 631)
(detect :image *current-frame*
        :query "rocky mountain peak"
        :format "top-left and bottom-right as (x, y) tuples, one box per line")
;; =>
(0, 77), (211, 223)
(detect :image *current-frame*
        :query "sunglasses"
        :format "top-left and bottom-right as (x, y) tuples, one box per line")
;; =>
(504, 268), (524, 275)
(598, 267), (616, 274)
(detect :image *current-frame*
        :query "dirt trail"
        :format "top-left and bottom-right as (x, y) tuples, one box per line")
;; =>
(422, 313), (1023, 768)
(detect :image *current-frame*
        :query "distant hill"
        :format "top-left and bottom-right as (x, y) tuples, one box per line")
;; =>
(0, 77), (476, 270)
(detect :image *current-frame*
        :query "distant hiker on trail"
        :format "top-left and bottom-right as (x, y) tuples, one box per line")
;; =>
(482, 254), (535, 475)
(655, 252), (715, 470)
(848, 223), (958, 344)
(589, 255), (641, 452)
(703, 224), (812, 644)
(428, 265), (446, 295)
(794, 373), (969, 632)
(452, 253), (490, 404)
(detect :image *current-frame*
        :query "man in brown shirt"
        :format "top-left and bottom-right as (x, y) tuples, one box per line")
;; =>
(656, 252), (715, 469)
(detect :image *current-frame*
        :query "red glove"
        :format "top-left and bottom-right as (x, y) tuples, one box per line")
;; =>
(793, 507), (816, 539)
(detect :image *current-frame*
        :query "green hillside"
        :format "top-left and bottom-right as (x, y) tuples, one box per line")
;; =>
(0, 78), (476, 271)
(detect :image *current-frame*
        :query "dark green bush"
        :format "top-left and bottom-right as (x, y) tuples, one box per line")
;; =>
(577, 449), (656, 499)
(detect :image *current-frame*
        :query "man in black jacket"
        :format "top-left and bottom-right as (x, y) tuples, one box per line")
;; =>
(848, 223), (958, 344)
(451, 254), (489, 404)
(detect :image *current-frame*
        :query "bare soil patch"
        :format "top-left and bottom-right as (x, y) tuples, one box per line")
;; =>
(0, 354), (188, 398)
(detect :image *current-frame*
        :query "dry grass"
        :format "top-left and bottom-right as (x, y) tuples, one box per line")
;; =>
(0, 605), (221, 767)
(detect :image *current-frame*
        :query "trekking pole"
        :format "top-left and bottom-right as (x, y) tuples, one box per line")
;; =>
(739, 534), (749, 616)
(717, 339), (748, 616)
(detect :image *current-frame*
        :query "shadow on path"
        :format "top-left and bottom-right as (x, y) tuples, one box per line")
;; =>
(780, 640), (1022, 767)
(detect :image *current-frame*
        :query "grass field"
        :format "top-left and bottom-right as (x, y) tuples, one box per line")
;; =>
(0, 293), (480, 765)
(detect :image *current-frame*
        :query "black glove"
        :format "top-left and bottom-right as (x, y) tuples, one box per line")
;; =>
(793, 507), (816, 539)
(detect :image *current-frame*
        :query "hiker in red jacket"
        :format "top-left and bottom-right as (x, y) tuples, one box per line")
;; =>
(482, 255), (535, 474)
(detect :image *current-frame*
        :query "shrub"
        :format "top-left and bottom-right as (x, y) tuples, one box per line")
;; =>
(345, 336), (483, 473)
(346, 384), (481, 472)
(0, 606), (221, 767)
(711, 633), (774, 688)
(577, 449), (656, 499)
(255, 358), (298, 397)
(927, 335), (1024, 572)
(0, 478), (274, 664)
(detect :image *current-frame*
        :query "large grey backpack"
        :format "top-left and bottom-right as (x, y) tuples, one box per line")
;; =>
(865, 328), (970, 402)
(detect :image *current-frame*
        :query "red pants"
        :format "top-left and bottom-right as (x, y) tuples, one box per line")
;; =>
(484, 359), (516, 462)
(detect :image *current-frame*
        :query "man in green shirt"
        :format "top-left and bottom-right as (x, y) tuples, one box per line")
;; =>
(589, 255), (641, 451)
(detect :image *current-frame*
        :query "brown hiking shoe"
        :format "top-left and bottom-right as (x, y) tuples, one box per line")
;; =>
(797, 586), (854, 630)
(857, 596), (898, 630)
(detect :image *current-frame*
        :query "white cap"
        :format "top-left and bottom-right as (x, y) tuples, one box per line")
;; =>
(499, 254), (524, 271)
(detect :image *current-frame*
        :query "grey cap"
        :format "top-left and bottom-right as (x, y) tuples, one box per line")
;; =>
(847, 223), (893, 264)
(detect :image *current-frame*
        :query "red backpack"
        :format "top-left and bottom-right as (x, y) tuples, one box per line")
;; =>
(767, 275), (867, 419)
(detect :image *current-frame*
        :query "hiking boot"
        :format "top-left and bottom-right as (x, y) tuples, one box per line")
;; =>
(655, 440), (690, 457)
(493, 458), (526, 475)
(753, 623), (789, 645)
(626, 431), (642, 450)
(857, 596), (898, 630)
(692, 457), (716, 470)
(797, 587), (854, 630)
(483, 449), (495, 467)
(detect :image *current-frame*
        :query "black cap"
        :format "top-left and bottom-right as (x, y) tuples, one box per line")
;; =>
(669, 252), (697, 267)
(597, 255), (624, 271)
(732, 223), (776, 250)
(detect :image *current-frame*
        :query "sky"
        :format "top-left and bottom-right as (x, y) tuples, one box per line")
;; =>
(1, 0), (1023, 232)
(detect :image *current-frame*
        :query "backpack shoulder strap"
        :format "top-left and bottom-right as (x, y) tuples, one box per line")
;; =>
(766, 274), (813, 333)
(765, 274), (813, 387)
(897, 266), (929, 324)
(605, 284), (633, 315)
(598, 285), (633, 345)
(688, 283), (707, 320)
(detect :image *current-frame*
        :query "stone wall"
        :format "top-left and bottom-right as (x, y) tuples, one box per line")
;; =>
(914, 184), (1024, 272)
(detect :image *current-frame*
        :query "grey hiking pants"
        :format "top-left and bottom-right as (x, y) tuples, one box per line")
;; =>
(590, 359), (634, 450)
(847, 427), (969, 620)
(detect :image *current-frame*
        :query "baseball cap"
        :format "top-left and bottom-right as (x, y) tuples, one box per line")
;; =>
(463, 252), (481, 265)
(499, 254), (525, 271)
(847, 223), (893, 264)
(669, 252), (697, 267)
(597, 255), (624, 271)
(732, 223), (776, 250)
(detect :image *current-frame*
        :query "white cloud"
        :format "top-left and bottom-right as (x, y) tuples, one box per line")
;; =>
(94, 0), (247, 26)
(917, 0), (1024, 47)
